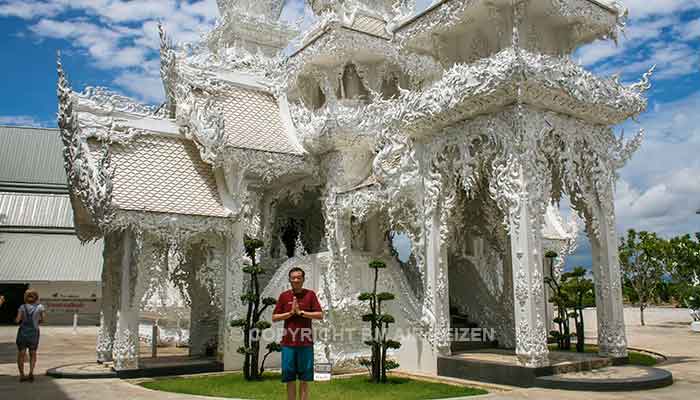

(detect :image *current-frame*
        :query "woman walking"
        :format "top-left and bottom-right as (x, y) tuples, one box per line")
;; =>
(16, 289), (45, 382)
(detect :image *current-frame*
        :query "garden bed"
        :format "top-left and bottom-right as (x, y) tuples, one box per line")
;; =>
(140, 372), (488, 400)
(547, 344), (659, 366)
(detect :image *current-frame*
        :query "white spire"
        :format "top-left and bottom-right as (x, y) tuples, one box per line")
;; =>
(217, 0), (286, 21)
(209, 0), (297, 56)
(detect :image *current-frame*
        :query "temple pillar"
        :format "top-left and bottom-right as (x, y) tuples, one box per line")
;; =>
(424, 197), (451, 355)
(96, 231), (122, 363)
(222, 221), (246, 370)
(509, 165), (549, 367)
(112, 229), (141, 371)
(187, 243), (219, 357)
(259, 191), (277, 260)
(364, 212), (384, 254)
(590, 182), (628, 358)
(335, 208), (353, 296)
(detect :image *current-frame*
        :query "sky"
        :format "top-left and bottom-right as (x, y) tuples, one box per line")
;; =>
(0, 0), (698, 269)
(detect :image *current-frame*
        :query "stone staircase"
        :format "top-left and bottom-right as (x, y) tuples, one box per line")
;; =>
(449, 308), (498, 354)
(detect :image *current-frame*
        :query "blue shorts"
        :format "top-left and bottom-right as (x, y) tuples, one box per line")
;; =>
(281, 345), (314, 382)
(16, 328), (40, 351)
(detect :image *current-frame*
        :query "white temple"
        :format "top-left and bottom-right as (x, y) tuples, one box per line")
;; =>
(57, 0), (651, 374)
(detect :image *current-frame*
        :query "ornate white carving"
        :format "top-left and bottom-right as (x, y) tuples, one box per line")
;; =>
(58, 0), (650, 371)
(109, 210), (239, 244)
(181, 98), (226, 164)
(112, 317), (138, 370)
(76, 86), (168, 119)
(363, 48), (649, 137)
(57, 57), (115, 241)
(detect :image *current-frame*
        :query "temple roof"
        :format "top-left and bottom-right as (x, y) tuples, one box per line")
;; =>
(213, 85), (304, 155)
(108, 135), (228, 218)
(344, 14), (391, 39)
(394, 0), (622, 52)
(368, 48), (649, 136)
(292, 12), (391, 58)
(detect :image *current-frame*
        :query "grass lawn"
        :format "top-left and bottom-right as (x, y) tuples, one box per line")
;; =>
(140, 372), (488, 400)
(547, 344), (658, 366)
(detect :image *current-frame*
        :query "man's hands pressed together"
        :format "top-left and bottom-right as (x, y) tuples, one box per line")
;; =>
(292, 297), (300, 315)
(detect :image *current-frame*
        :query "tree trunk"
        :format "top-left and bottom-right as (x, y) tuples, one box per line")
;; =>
(381, 343), (388, 383)
(563, 315), (571, 350)
(575, 309), (585, 353)
(640, 305), (645, 326)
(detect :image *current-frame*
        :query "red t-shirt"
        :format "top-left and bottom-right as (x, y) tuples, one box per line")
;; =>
(273, 288), (322, 347)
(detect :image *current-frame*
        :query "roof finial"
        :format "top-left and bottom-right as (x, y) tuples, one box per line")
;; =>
(57, 50), (71, 107)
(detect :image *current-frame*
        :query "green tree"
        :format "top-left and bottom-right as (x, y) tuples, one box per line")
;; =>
(684, 286), (700, 322)
(619, 230), (669, 326)
(358, 259), (401, 383)
(667, 233), (700, 296)
(230, 237), (280, 380)
(561, 267), (595, 352)
(544, 251), (572, 351)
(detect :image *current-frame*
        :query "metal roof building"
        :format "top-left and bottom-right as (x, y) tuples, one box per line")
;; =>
(0, 125), (103, 324)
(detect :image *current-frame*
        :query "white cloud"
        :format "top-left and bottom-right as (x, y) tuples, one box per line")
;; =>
(576, 2), (700, 82)
(113, 69), (164, 104)
(622, 0), (700, 19)
(613, 91), (700, 236)
(0, 115), (50, 127)
(562, 90), (700, 268)
(679, 18), (700, 40)
(0, 1), (63, 19)
(3, 0), (224, 104)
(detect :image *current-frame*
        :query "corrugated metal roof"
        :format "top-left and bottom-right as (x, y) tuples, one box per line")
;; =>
(0, 233), (103, 282)
(0, 192), (74, 228)
(0, 126), (67, 187)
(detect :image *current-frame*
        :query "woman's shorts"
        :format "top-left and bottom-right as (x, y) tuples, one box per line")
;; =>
(16, 330), (40, 351)
(281, 345), (314, 382)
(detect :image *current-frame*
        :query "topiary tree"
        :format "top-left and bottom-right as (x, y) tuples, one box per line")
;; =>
(561, 267), (595, 353)
(358, 259), (401, 383)
(230, 236), (280, 380)
(544, 251), (572, 351)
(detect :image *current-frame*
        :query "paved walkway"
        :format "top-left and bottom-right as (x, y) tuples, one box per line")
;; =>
(1, 307), (699, 400)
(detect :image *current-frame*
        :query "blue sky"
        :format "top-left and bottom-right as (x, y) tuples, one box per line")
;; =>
(0, 0), (698, 269)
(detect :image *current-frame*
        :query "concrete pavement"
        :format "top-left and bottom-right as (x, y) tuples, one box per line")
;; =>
(0, 307), (698, 400)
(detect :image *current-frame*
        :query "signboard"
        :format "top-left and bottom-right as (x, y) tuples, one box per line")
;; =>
(314, 362), (332, 381)
(42, 298), (99, 314)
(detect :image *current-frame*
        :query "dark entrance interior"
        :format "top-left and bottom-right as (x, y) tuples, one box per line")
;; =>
(0, 284), (28, 324)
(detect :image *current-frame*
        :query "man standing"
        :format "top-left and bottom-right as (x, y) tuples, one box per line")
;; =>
(272, 267), (323, 400)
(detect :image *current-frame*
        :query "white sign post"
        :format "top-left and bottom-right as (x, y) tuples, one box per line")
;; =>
(314, 362), (332, 381)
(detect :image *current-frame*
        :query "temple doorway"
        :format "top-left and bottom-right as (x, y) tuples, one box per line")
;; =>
(0, 284), (28, 325)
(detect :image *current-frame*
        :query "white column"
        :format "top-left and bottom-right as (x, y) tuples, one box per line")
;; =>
(591, 182), (628, 358)
(187, 243), (220, 357)
(222, 221), (246, 370)
(509, 166), (549, 367)
(416, 144), (451, 355)
(259, 192), (276, 261)
(112, 230), (140, 371)
(364, 212), (384, 254)
(334, 207), (353, 296)
(424, 197), (451, 355)
(96, 232), (121, 363)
